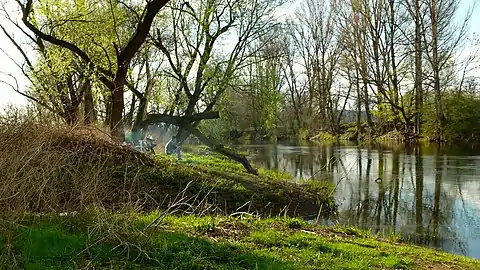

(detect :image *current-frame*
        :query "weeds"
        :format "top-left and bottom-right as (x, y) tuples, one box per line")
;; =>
(0, 119), (153, 214)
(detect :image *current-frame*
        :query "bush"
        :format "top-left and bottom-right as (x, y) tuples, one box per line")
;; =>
(422, 92), (480, 141)
(198, 118), (231, 144)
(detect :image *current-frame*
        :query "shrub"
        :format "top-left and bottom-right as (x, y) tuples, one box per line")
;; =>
(422, 92), (480, 141)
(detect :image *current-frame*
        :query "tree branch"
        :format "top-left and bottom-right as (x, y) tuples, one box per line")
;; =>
(20, 0), (94, 68)
(117, 0), (170, 65)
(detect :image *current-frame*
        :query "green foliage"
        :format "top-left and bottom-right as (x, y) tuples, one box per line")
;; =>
(298, 127), (309, 141)
(34, 0), (131, 69)
(422, 92), (480, 141)
(310, 131), (337, 143)
(217, 39), (285, 140)
(198, 118), (231, 144)
(24, 0), (142, 122)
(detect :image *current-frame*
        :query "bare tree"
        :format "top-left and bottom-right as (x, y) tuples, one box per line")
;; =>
(422, 0), (472, 141)
(285, 0), (343, 134)
(153, 0), (281, 143)
(281, 33), (309, 134)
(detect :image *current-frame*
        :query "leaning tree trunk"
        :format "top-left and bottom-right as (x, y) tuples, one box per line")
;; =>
(135, 112), (259, 175)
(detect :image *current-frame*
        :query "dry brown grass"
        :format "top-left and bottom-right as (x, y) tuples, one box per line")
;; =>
(0, 109), (335, 218)
(0, 117), (157, 214)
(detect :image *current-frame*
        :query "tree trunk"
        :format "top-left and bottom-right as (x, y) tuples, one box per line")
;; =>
(414, 0), (423, 136)
(83, 79), (96, 124)
(133, 60), (154, 130)
(371, 5), (385, 134)
(134, 96), (148, 130)
(388, 0), (403, 134)
(430, 0), (444, 141)
(110, 67), (127, 142)
(355, 72), (362, 141)
(357, 14), (374, 133)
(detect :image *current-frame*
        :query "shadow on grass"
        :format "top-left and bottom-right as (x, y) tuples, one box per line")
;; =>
(5, 225), (297, 270)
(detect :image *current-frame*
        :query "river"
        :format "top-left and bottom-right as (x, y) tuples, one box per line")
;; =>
(235, 141), (480, 260)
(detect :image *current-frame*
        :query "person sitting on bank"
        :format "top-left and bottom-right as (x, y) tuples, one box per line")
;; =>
(165, 136), (182, 160)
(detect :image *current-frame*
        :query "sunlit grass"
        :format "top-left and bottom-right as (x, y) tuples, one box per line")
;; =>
(1, 210), (478, 269)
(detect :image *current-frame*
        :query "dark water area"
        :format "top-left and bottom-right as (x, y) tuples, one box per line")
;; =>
(235, 141), (480, 260)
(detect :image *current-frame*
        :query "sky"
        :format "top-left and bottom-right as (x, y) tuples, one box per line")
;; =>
(0, 0), (479, 109)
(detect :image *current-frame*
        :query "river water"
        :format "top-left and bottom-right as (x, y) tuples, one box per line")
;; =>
(236, 141), (480, 260)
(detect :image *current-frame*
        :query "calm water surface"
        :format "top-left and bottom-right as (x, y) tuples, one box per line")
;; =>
(236, 142), (480, 260)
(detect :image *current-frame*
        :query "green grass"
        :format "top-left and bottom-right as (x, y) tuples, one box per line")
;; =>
(167, 150), (335, 216)
(310, 131), (338, 143)
(2, 127), (477, 269)
(1, 210), (478, 269)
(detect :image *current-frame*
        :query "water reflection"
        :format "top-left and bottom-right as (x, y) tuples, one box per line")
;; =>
(238, 142), (480, 259)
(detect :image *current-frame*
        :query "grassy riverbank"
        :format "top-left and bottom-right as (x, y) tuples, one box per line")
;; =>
(2, 210), (479, 269)
(1, 121), (479, 269)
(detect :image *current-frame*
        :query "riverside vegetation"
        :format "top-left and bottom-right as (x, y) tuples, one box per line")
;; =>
(1, 0), (480, 268)
(0, 119), (479, 269)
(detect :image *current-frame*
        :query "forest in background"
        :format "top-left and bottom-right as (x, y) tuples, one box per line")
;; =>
(1, 0), (479, 144)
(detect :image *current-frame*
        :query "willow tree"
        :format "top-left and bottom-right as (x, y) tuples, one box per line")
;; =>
(15, 0), (170, 141)
(0, 1), (101, 124)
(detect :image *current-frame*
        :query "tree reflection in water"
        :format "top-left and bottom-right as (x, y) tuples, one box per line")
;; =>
(239, 142), (480, 259)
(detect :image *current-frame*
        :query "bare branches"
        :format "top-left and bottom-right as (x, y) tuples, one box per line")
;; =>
(118, 0), (169, 66)
(0, 71), (58, 114)
(0, 23), (34, 70)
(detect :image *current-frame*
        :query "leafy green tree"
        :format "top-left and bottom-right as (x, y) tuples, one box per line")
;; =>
(423, 91), (480, 141)
(15, 0), (170, 141)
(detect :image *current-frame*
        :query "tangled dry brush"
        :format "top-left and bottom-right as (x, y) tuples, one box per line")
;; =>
(0, 117), (160, 214)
